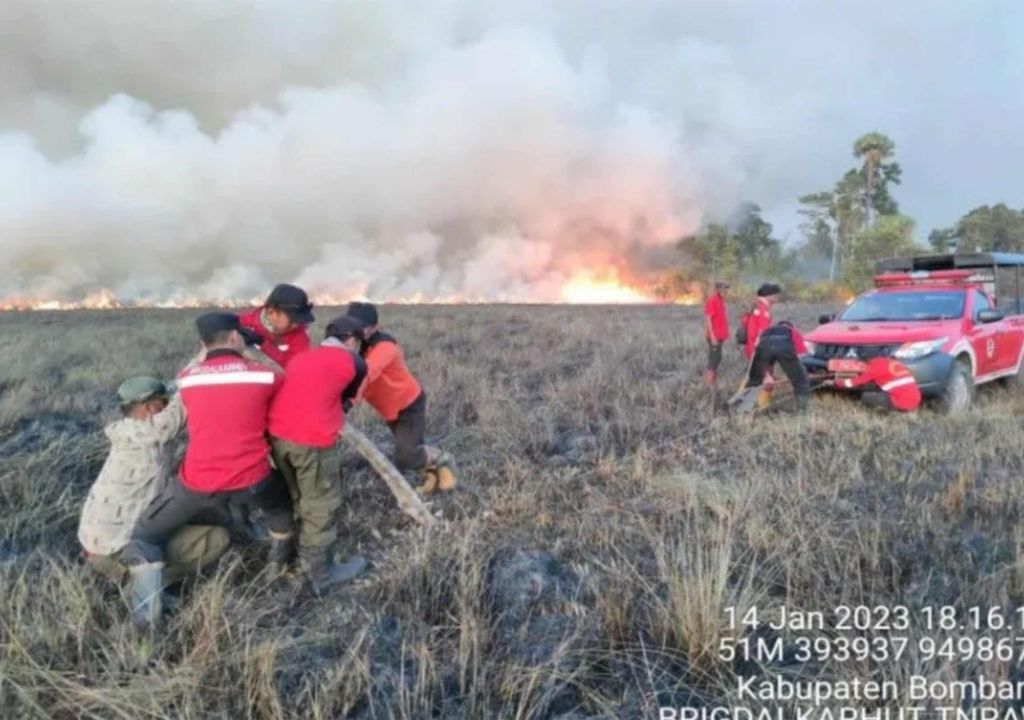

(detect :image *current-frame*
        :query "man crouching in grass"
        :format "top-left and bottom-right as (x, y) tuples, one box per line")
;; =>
(267, 315), (368, 591)
(122, 313), (295, 632)
(78, 377), (229, 586)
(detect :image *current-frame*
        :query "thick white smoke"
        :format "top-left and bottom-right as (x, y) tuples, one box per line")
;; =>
(0, 1), (835, 302)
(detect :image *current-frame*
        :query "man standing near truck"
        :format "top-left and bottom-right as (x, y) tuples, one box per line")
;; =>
(741, 283), (782, 406)
(743, 283), (781, 360)
(703, 281), (730, 391)
(730, 320), (812, 414)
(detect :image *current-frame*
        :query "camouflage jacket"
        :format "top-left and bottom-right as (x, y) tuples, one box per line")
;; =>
(77, 394), (185, 556)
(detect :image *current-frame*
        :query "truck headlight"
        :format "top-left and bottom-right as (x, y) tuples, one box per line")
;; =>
(804, 341), (817, 356)
(894, 337), (948, 361)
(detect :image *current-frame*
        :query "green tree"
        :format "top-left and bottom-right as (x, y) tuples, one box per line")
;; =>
(677, 222), (737, 284)
(797, 191), (838, 279)
(928, 227), (957, 252)
(844, 214), (922, 288)
(833, 170), (869, 270)
(796, 132), (902, 281)
(944, 204), (1024, 252)
(676, 204), (786, 286)
(853, 132), (900, 227)
(732, 202), (776, 272)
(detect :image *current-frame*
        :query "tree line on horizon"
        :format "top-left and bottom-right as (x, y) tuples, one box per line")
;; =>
(667, 132), (1024, 298)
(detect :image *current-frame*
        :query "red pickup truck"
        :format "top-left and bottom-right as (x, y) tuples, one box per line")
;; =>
(804, 253), (1024, 412)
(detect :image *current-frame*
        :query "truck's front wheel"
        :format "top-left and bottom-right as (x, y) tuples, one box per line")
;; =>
(940, 359), (974, 414)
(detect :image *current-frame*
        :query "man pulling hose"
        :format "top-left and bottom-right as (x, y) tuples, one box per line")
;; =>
(345, 302), (457, 494)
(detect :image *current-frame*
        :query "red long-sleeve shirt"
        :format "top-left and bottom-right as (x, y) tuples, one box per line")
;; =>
(839, 357), (921, 412)
(703, 293), (729, 342)
(177, 350), (282, 492)
(238, 307), (311, 368)
(268, 345), (366, 448)
(744, 297), (772, 359)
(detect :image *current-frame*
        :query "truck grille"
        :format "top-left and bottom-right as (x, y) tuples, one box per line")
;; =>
(814, 344), (899, 361)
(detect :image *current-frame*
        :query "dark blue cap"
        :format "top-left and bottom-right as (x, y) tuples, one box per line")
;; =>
(195, 312), (241, 344)
(346, 301), (378, 326)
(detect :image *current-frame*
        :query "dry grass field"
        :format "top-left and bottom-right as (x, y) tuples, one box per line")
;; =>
(3, 303), (1024, 719)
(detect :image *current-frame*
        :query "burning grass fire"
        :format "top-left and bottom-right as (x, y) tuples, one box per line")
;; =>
(0, 270), (703, 310)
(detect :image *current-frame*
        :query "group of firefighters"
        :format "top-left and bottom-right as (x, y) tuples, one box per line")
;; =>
(77, 281), (924, 632)
(703, 281), (922, 414)
(77, 285), (455, 631)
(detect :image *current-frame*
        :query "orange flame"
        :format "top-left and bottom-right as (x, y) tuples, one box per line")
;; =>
(561, 269), (654, 304)
(0, 270), (704, 310)
(560, 268), (702, 305)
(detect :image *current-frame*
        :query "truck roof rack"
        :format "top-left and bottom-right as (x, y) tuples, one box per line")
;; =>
(873, 269), (982, 287)
(876, 252), (1024, 272)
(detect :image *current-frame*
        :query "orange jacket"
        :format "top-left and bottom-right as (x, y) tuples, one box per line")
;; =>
(359, 333), (422, 422)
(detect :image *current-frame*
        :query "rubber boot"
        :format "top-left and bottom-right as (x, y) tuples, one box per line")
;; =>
(129, 562), (165, 631)
(418, 469), (440, 495)
(300, 545), (367, 593)
(266, 531), (295, 579)
(421, 446), (457, 493)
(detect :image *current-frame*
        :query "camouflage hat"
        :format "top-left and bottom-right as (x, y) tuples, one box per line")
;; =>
(116, 376), (168, 406)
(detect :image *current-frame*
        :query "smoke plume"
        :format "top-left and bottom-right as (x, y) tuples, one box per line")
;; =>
(6, 1), (1012, 303)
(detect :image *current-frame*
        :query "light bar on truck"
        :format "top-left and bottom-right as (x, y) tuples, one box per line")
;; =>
(873, 269), (992, 287)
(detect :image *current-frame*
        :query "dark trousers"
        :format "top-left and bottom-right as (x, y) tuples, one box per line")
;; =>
(123, 471), (293, 565)
(387, 392), (428, 471)
(706, 340), (723, 371)
(860, 391), (894, 411)
(747, 339), (811, 400)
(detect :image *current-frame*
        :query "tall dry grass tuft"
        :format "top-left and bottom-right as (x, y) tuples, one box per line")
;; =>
(648, 517), (767, 679)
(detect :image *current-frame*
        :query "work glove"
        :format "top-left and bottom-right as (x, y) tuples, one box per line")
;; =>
(240, 328), (263, 346)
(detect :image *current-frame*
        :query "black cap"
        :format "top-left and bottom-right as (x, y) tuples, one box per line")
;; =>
(266, 284), (315, 324)
(325, 315), (365, 341)
(757, 283), (782, 297)
(346, 301), (378, 326)
(196, 312), (241, 344)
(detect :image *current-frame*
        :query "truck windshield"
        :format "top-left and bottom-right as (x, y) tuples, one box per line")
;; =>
(840, 290), (965, 321)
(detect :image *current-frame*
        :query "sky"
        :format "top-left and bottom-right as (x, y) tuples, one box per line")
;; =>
(0, 0), (1021, 301)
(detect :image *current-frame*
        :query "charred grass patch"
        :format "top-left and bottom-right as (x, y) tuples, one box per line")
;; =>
(3, 304), (1024, 718)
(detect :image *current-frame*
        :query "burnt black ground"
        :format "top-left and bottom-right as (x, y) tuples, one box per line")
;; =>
(2, 304), (1024, 718)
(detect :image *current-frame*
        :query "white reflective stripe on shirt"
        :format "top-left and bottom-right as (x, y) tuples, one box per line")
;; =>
(178, 371), (276, 388)
(881, 376), (915, 392)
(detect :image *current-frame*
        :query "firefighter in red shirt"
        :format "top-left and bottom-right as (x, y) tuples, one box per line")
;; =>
(267, 316), (368, 590)
(346, 302), (456, 494)
(740, 283), (782, 405)
(743, 283), (781, 360)
(123, 313), (295, 630)
(238, 284), (315, 368)
(703, 281), (730, 389)
(832, 357), (922, 412)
